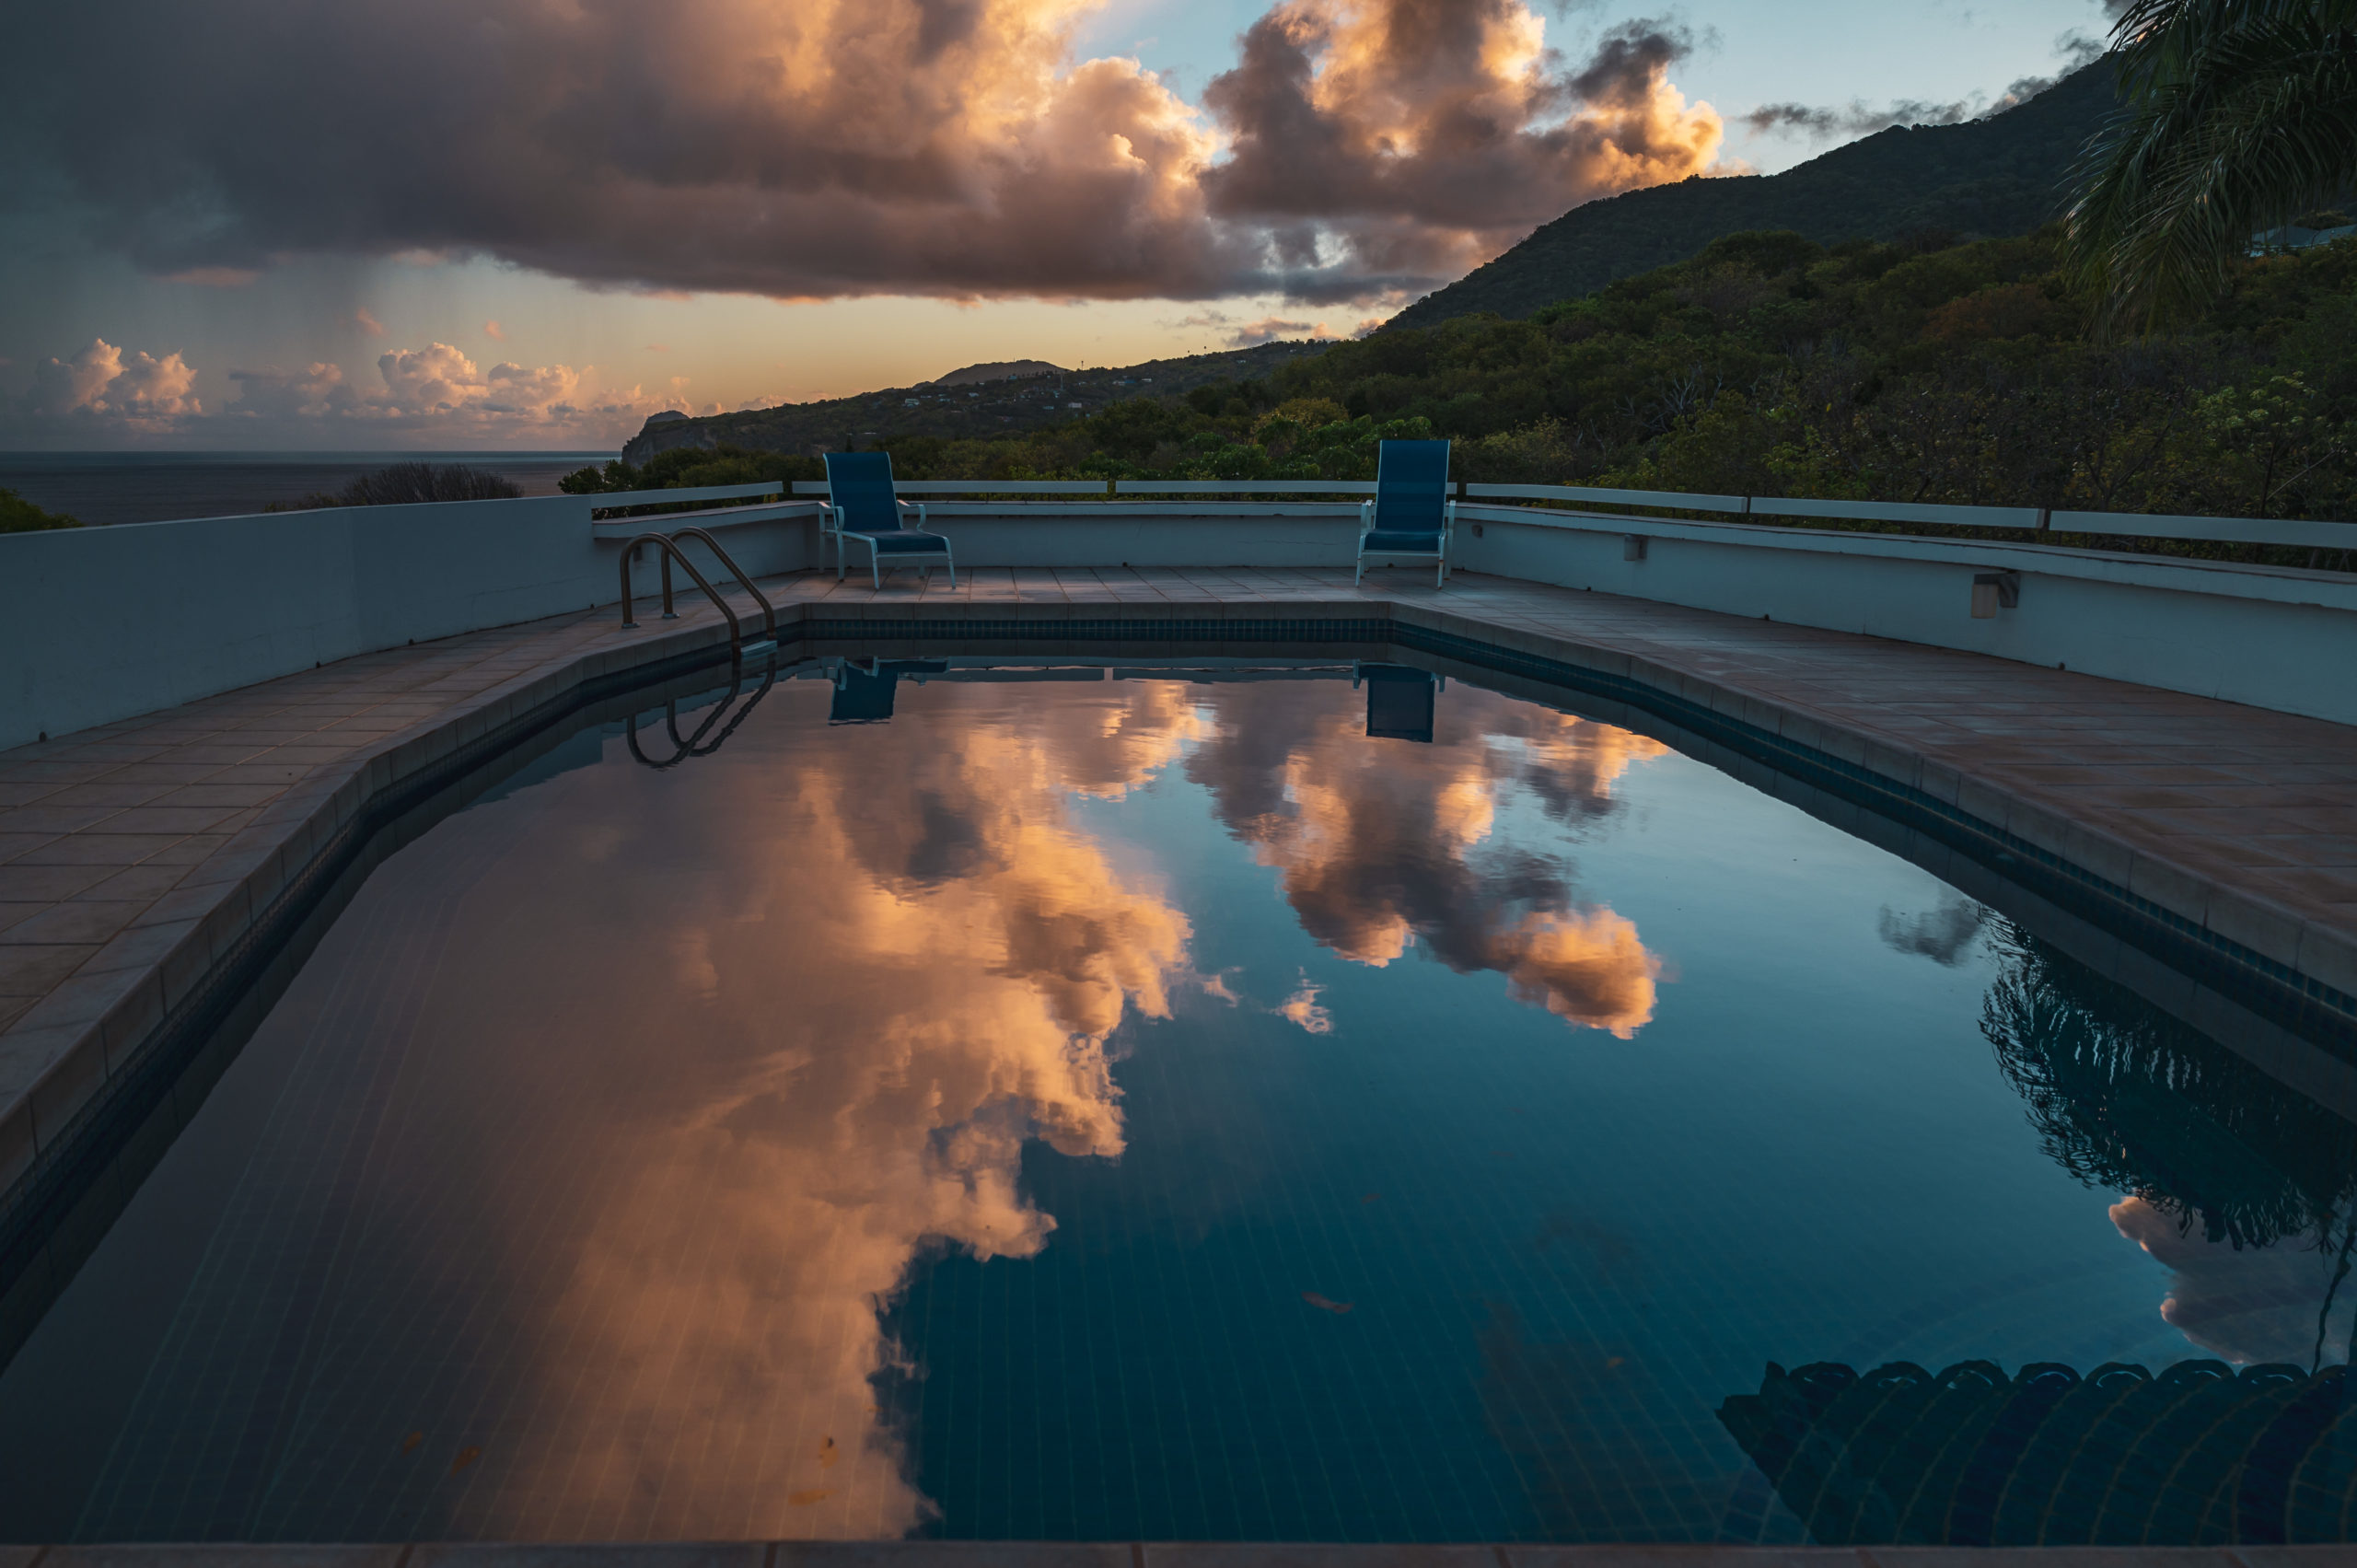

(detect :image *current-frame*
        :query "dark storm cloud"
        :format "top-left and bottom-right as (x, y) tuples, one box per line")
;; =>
(0, 0), (1724, 307)
(1202, 9), (1723, 296)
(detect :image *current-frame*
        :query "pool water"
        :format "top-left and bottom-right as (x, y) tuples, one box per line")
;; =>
(2, 656), (2352, 1544)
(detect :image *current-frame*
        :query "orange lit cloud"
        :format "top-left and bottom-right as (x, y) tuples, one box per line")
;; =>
(219, 340), (691, 442)
(10, 0), (1722, 306)
(459, 677), (1199, 1536)
(2110, 1195), (2357, 1366)
(1275, 970), (1334, 1033)
(1205, 6), (1724, 289)
(1185, 679), (1666, 1035)
(22, 338), (202, 427)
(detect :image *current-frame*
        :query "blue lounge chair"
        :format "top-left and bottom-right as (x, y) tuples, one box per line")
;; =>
(1354, 439), (1456, 587)
(822, 451), (957, 588)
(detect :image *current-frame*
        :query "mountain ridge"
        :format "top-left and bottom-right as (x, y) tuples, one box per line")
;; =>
(1387, 59), (2119, 330)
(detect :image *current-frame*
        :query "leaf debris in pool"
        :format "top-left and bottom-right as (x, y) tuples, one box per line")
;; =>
(1302, 1292), (1353, 1314)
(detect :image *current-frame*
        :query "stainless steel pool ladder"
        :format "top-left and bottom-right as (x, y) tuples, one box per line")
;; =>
(618, 528), (778, 659)
(627, 652), (782, 768)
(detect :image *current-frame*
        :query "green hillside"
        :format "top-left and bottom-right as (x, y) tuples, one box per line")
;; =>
(1386, 61), (2117, 330)
(579, 226), (2357, 573)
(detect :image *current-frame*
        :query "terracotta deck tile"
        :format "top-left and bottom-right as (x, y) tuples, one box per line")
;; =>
(0, 864), (116, 903)
(0, 944), (101, 996)
(75, 864), (202, 903)
(0, 900), (152, 947)
(81, 806), (244, 836)
(0, 804), (121, 836)
(8, 833), (191, 866)
(0, 834), (59, 864)
(2, 565), (2355, 1159)
(148, 783), (293, 809)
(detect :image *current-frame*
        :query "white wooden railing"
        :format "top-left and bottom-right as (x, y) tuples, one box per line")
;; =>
(571, 473), (2357, 557)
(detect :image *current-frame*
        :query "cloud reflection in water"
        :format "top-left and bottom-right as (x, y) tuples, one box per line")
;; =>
(481, 679), (1201, 1536)
(1182, 678), (1667, 1035)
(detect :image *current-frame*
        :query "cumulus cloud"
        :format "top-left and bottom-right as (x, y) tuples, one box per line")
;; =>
(350, 307), (386, 338)
(216, 340), (689, 441)
(1876, 893), (1987, 967)
(339, 676), (1200, 1536)
(224, 361), (351, 420)
(4, 0), (1724, 307)
(1225, 315), (1329, 346)
(483, 319), (505, 341)
(2111, 1196), (2357, 1367)
(1275, 970), (1335, 1033)
(1183, 678), (1668, 1036)
(23, 338), (203, 427)
(1203, 9), (1724, 296)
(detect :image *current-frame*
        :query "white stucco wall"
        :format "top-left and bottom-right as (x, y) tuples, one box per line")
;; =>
(1450, 505), (2357, 726)
(6, 494), (2354, 749)
(1, 498), (822, 749)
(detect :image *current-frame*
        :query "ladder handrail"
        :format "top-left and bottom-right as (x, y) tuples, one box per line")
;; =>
(668, 525), (778, 645)
(627, 655), (782, 768)
(620, 531), (743, 656)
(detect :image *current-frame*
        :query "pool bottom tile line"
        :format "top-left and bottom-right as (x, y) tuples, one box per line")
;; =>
(4, 579), (2355, 1390)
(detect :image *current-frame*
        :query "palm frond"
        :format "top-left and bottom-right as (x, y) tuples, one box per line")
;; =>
(2066, 0), (2357, 334)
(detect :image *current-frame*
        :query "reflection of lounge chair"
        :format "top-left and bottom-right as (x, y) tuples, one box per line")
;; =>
(828, 658), (948, 724)
(822, 451), (958, 589)
(1354, 439), (1455, 587)
(1355, 663), (1441, 742)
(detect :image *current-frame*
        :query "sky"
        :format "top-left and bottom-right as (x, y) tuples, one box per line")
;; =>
(0, 0), (2122, 452)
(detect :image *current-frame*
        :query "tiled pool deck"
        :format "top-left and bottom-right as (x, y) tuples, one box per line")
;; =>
(7, 564), (2357, 1200)
(6, 567), (2357, 1556)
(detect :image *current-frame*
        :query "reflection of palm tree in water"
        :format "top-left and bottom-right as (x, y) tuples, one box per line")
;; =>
(1715, 922), (2357, 1546)
(1979, 918), (2357, 1369)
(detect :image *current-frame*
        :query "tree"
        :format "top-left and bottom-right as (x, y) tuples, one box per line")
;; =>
(2068, 0), (2357, 333)
(0, 487), (79, 533)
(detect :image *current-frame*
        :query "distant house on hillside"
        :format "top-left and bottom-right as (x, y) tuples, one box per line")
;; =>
(2249, 217), (2357, 255)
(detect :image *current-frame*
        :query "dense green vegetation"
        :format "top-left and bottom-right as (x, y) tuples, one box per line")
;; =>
(575, 225), (2357, 569)
(0, 487), (79, 532)
(267, 462), (524, 511)
(2068, 0), (2357, 332)
(1390, 60), (2116, 330)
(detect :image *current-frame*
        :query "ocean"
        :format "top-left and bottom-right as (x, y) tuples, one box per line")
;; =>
(0, 451), (615, 528)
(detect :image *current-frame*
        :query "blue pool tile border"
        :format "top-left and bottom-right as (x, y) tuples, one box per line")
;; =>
(6, 599), (2352, 1381)
(0, 638), (737, 1367)
(1384, 621), (2357, 1044)
(791, 610), (2357, 1051)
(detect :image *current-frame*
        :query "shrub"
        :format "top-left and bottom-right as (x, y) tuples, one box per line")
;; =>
(0, 488), (80, 532)
(338, 463), (523, 506)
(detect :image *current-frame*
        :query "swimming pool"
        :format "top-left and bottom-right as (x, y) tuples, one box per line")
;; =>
(1, 653), (2351, 1545)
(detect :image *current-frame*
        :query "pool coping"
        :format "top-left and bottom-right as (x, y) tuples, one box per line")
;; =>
(4, 593), (2355, 1358)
